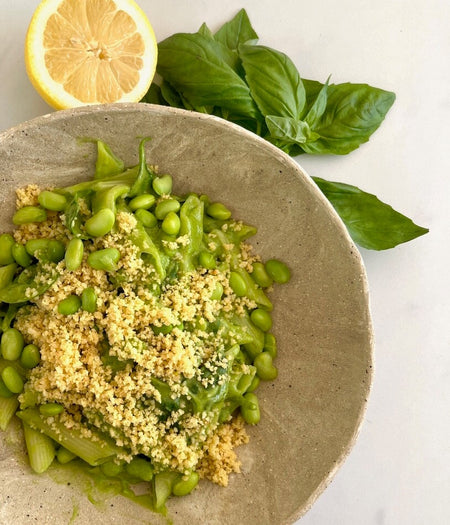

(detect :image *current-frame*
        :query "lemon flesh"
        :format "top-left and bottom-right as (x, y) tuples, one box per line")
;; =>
(25, 0), (157, 109)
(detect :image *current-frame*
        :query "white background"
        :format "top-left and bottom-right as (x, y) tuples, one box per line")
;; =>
(1, 1), (449, 524)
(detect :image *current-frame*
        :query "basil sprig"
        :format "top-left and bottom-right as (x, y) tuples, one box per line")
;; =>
(142, 8), (428, 250)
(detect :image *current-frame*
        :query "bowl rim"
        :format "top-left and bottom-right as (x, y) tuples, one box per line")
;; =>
(0, 102), (374, 523)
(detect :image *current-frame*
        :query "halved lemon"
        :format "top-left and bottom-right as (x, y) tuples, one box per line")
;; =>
(25, 0), (158, 109)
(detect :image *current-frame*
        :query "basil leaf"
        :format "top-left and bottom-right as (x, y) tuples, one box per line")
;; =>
(265, 115), (319, 145)
(302, 83), (396, 155)
(160, 80), (185, 108)
(214, 8), (258, 50)
(198, 22), (214, 39)
(140, 83), (166, 105)
(157, 33), (261, 120)
(239, 44), (306, 120)
(304, 76), (330, 126)
(312, 177), (429, 250)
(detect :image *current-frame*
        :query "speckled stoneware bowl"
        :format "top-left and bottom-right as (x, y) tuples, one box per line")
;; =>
(0, 104), (373, 525)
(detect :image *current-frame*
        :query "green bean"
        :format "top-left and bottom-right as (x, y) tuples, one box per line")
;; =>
(172, 471), (199, 496)
(134, 208), (157, 228)
(1, 328), (24, 361)
(206, 202), (232, 220)
(58, 295), (81, 315)
(38, 191), (68, 212)
(0, 263), (17, 290)
(11, 243), (32, 267)
(254, 352), (278, 381)
(250, 308), (272, 332)
(198, 251), (216, 270)
(20, 344), (41, 369)
(87, 248), (120, 272)
(1, 366), (24, 394)
(0, 234), (15, 265)
(210, 282), (223, 301)
(101, 460), (123, 477)
(12, 206), (47, 225)
(161, 211), (181, 236)
(128, 193), (156, 211)
(152, 174), (173, 195)
(39, 403), (64, 416)
(251, 262), (273, 288)
(265, 259), (291, 284)
(64, 238), (84, 271)
(0, 377), (13, 398)
(155, 199), (180, 220)
(81, 287), (97, 313)
(85, 208), (115, 237)
(264, 333), (277, 359)
(241, 392), (260, 425)
(57, 447), (76, 464)
(229, 271), (247, 297)
(126, 457), (154, 481)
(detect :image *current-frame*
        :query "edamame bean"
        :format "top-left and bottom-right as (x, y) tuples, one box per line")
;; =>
(81, 287), (97, 313)
(47, 240), (65, 263)
(229, 271), (247, 297)
(58, 295), (81, 315)
(162, 211), (181, 235)
(0, 234), (15, 265)
(241, 392), (260, 425)
(1, 366), (23, 394)
(152, 174), (173, 195)
(172, 471), (199, 496)
(206, 202), (231, 220)
(0, 377), (13, 398)
(210, 282), (223, 301)
(264, 259), (291, 284)
(25, 238), (49, 257)
(128, 193), (156, 211)
(85, 208), (115, 237)
(155, 199), (180, 220)
(12, 206), (47, 225)
(1, 328), (24, 361)
(254, 352), (278, 381)
(0, 263), (17, 290)
(87, 248), (120, 272)
(57, 447), (76, 464)
(39, 403), (64, 416)
(198, 251), (216, 270)
(20, 344), (41, 369)
(11, 243), (32, 267)
(250, 308), (272, 332)
(247, 375), (260, 393)
(251, 262), (273, 288)
(101, 460), (123, 477)
(126, 457), (154, 481)
(65, 238), (84, 271)
(38, 191), (68, 212)
(264, 333), (277, 359)
(134, 208), (157, 228)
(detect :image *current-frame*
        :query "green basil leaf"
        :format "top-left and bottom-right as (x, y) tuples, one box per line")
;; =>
(157, 32), (260, 120)
(160, 80), (185, 108)
(214, 8), (258, 50)
(198, 22), (214, 39)
(302, 83), (396, 155)
(304, 76), (330, 126)
(239, 44), (306, 120)
(265, 115), (319, 145)
(312, 177), (429, 250)
(140, 83), (166, 105)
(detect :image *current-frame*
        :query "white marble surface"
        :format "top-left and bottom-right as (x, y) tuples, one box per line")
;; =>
(1, 1), (449, 524)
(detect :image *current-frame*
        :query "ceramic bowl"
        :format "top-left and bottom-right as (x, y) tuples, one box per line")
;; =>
(0, 104), (373, 524)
